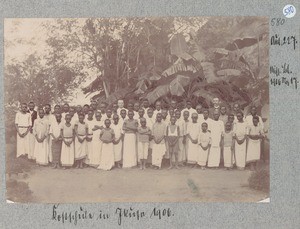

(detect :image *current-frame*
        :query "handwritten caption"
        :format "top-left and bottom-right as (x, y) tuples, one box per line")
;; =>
(270, 18), (299, 89)
(52, 204), (174, 226)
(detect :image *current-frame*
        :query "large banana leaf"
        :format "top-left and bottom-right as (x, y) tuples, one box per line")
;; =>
(169, 75), (190, 96)
(170, 34), (192, 60)
(146, 84), (170, 104)
(162, 57), (197, 77)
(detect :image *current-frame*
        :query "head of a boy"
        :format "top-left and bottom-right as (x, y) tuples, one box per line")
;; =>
(191, 113), (198, 123)
(175, 110), (181, 120)
(106, 109), (112, 118)
(63, 103), (70, 113)
(201, 122), (208, 132)
(138, 108), (145, 118)
(44, 104), (51, 115)
(120, 109), (127, 119)
(105, 119), (111, 128)
(252, 116), (259, 126)
(250, 106), (257, 116)
(133, 102), (140, 112)
(183, 111), (189, 121)
(140, 118), (147, 127)
(87, 109), (94, 119)
(65, 114), (71, 124)
(225, 122), (232, 131)
(237, 111), (244, 122)
(186, 100), (192, 109)
(228, 114), (234, 123)
(127, 102), (134, 111)
(142, 99), (149, 109)
(213, 111), (220, 121)
(203, 109), (209, 119)
(156, 113), (162, 122)
(100, 103), (106, 113)
(170, 116), (176, 125)
(128, 110), (134, 119)
(155, 101), (161, 111)
(117, 99), (124, 109)
(112, 103), (118, 112)
(147, 108), (153, 118)
(76, 105), (82, 113)
(161, 109), (168, 119)
(220, 106), (227, 115)
(28, 102), (35, 111)
(95, 111), (101, 121)
(55, 113), (62, 122)
(169, 108), (175, 117)
(196, 104), (202, 114)
(78, 113), (85, 123)
(113, 114), (119, 124)
(21, 103), (28, 113)
(38, 109), (45, 119)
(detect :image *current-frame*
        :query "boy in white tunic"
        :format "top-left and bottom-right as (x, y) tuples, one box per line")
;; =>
(74, 113), (88, 169)
(98, 119), (115, 171)
(151, 113), (166, 169)
(246, 116), (264, 170)
(33, 109), (49, 166)
(90, 112), (103, 167)
(60, 114), (75, 168)
(182, 110), (190, 164)
(197, 122), (211, 169)
(222, 122), (234, 170)
(186, 113), (200, 167)
(233, 111), (248, 170)
(137, 118), (151, 170)
(15, 103), (32, 158)
(175, 110), (186, 166)
(85, 109), (95, 165)
(111, 114), (124, 168)
(166, 116), (180, 169)
(207, 111), (224, 169)
(49, 113), (63, 169)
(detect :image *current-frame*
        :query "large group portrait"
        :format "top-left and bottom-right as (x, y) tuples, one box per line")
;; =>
(4, 16), (270, 203)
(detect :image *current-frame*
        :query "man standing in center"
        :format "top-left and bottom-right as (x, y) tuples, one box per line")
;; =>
(122, 110), (138, 168)
(151, 113), (167, 169)
(207, 111), (224, 169)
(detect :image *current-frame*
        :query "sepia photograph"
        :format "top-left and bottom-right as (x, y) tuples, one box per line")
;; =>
(4, 17), (269, 203)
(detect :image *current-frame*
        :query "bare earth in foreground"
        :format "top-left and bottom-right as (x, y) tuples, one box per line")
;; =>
(14, 165), (267, 203)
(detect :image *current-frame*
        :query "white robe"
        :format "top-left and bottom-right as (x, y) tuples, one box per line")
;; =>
(15, 112), (32, 158)
(207, 120), (224, 167)
(111, 122), (123, 162)
(33, 118), (49, 165)
(233, 122), (248, 169)
(186, 122), (201, 164)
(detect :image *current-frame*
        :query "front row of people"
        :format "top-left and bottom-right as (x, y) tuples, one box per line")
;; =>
(16, 104), (264, 171)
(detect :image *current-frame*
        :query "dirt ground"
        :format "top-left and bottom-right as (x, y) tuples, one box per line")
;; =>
(10, 165), (268, 203)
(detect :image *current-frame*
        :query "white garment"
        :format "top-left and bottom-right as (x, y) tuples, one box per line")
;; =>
(15, 112), (32, 157)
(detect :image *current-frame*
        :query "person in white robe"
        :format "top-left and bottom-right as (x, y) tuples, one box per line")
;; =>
(74, 113), (88, 168)
(60, 114), (75, 168)
(207, 111), (224, 168)
(111, 114), (124, 168)
(90, 112), (103, 167)
(175, 110), (186, 166)
(197, 122), (211, 169)
(186, 113), (200, 166)
(49, 113), (63, 169)
(122, 110), (138, 168)
(222, 122), (234, 169)
(33, 109), (49, 165)
(233, 111), (248, 170)
(246, 116), (264, 170)
(151, 113), (167, 169)
(98, 119), (115, 171)
(27, 101), (37, 160)
(85, 110), (95, 165)
(15, 103), (32, 158)
(182, 110), (190, 164)
(245, 106), (264, 129)
(181, 100), (197, 117)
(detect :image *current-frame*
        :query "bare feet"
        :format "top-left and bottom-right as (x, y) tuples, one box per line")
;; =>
(167, 166), (173, 170)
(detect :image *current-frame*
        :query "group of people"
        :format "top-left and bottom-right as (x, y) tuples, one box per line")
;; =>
(15, 97), (266, 171)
